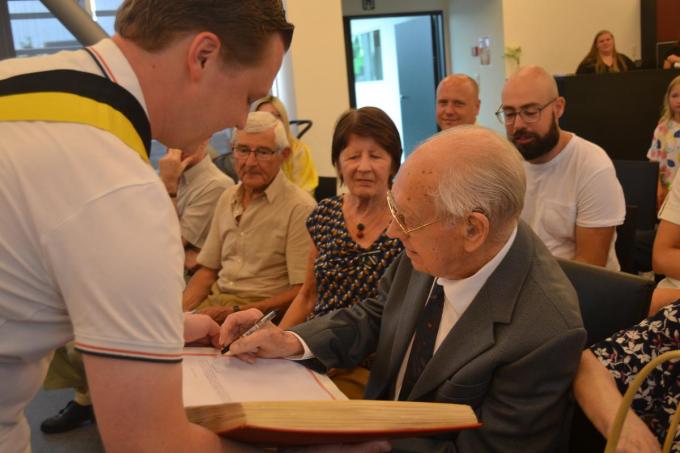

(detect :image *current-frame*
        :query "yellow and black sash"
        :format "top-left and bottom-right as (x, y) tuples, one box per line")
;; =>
(0, 69), (151, 162)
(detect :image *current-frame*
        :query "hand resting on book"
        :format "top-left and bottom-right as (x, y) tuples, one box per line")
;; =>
(184, 313), (221, 348)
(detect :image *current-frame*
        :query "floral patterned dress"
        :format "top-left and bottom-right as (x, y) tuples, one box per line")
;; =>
(591, 301), (680, 450)
(647, 120), (680, 189)
(306, 196), (403, 320)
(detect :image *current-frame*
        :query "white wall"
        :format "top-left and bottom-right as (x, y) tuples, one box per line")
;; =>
(449, 0), (507, 134)
(284, 0), (350, 177)
(502, 0), (641, 76)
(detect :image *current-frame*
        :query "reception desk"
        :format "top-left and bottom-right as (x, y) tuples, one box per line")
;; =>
(556, 69), (680, 161)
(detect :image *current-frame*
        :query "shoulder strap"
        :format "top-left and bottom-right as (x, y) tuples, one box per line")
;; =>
(0, 69), (151, 162)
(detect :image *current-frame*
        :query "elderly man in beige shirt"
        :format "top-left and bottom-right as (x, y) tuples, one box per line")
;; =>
(183, 111), (316, 324)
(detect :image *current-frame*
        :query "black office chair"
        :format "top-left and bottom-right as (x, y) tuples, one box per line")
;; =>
(289, 119), (313, 139)
(314, 176), (337, 203)
(615, 204), (638, 274)
(557, 258), (655, 452)
(612, 160), (659, 231)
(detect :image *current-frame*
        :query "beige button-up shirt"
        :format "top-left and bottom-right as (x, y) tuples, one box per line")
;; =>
(176, 155), (234, 248)
(198, 171), (316, 299)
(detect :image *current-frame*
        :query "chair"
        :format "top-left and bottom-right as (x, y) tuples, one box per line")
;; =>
(558, 259), (653, 346)
(289, 119), (313, 139)
(212, 152), (238, 183)
(612, 160), (659, 231)
(605, 350), (680, 453)
(314, 176), (337, 203)
(615, 204), (638, 274)
(558, 259), (655, 452)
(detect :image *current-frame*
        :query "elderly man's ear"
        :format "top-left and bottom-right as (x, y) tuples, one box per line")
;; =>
(463, 211), (490, 253)
(280, 147), (292, 160)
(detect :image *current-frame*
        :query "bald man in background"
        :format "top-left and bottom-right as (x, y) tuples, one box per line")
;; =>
(435, 74), (480, 130)
(499, 65), (625, 270)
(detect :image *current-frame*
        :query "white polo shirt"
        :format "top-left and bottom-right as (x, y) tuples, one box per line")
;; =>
(0, 39), (184, 452)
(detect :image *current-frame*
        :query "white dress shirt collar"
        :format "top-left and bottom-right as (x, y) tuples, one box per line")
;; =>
(436, 225), (518, 323)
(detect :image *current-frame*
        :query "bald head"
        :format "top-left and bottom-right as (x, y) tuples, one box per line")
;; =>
(397, 126), (525, 233)
(436, 74), (480, 130)
(502, 65), (558, 104)
(437, 74), (479, 98)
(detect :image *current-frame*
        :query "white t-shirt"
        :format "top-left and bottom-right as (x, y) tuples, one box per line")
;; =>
(521, 134), (626, 270)
(0, 39), (184, 452)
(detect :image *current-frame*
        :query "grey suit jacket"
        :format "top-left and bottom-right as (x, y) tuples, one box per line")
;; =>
(292, 222), (586, 452)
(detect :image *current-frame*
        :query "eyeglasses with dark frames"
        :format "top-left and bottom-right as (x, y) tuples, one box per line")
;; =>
(495, 98), (557, 125)
(232, 144), (279, 161)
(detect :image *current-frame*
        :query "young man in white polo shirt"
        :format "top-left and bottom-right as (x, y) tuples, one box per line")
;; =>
(0, 1), (297, 452)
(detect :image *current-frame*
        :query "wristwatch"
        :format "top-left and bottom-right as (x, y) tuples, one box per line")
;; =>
(232, 305), (241, 312)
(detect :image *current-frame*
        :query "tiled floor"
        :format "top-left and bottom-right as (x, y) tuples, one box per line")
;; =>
(26, 389), (103, 453)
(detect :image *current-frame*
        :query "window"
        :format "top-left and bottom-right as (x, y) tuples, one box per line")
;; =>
(7, 0), (121, 57)
(353, 30), (383, 82)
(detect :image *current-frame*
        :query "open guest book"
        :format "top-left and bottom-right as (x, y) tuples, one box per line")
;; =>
(182, 347), (480, 445)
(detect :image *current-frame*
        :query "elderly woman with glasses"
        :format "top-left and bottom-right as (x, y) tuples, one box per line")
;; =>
(278, 107), (403, 396)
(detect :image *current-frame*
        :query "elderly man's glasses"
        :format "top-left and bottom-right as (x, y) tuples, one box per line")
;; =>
(232, 144), (278, 161)
(387, 190), (440, 235)
(495, 98), (557, 125)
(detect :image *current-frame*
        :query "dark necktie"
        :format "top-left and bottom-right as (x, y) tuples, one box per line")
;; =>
(399, 283), (445, 400)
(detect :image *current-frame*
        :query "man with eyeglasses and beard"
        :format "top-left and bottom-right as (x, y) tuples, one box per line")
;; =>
(183, 111), (316, 324)
(498, 65), (625, 270)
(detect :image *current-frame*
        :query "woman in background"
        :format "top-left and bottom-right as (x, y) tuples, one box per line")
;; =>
(576, 30), (635, 74)
(279, 107), (404, 398)
(648, 75), (680, 209)
(253, 95), (319, 196)
(280, 106), (403, 327)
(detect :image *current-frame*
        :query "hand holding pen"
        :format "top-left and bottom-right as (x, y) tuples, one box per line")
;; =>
(221, 310), (278, 354)
(219, 308), (305, 362)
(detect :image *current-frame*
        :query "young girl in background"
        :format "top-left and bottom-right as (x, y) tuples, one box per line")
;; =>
(648, 75), (680, 209)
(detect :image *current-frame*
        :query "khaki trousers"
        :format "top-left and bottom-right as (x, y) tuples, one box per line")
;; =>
(194, 282), (264, 311)
(42, 341), (91, 405)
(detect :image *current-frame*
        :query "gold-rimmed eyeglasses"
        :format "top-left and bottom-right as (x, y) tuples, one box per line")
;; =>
(386, 190), (441, 235)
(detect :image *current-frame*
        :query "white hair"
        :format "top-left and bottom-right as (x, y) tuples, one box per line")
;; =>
(232, 111), (289, 151)
(432, 126), (526, 232)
